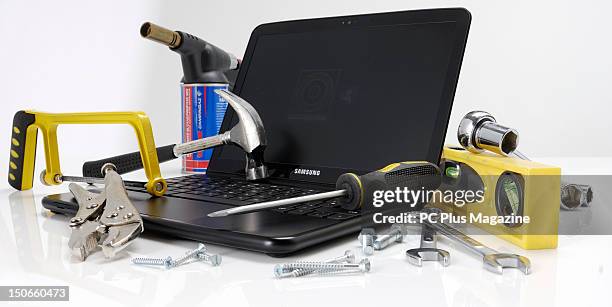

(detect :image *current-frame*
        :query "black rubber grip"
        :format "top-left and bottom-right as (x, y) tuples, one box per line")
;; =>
(82, 144), (177, 178)
(8, 111), (37, 190)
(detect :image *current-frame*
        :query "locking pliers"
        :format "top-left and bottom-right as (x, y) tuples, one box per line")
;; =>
(68, 165), (143, 261)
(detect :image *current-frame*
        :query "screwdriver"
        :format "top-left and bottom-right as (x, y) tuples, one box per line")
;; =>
(207, 161), (441, 217)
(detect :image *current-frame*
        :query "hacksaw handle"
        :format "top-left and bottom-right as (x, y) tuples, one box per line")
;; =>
(8, 111), (38, 190)
(82, 144), (176, 177)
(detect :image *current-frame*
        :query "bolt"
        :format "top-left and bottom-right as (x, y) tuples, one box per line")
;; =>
(275, 250), (355, 278)
(275, 259), (370, 277)
(132, 256), (175, 269)
(101, 163), (117, 176)
(358, 228), (376, 255)
(373, 224), (404, 250)
(173, 243), (207, 267)
(195, 250), (222, 266)
(154, 182), (164, 192)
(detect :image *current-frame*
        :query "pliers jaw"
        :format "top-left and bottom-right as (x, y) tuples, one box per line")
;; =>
(67, 168), (144, 261)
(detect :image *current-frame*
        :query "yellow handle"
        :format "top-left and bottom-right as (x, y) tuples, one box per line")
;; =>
(8, 110), (167, 196)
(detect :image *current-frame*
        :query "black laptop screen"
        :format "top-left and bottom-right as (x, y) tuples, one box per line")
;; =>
(211, 13), (468, 183)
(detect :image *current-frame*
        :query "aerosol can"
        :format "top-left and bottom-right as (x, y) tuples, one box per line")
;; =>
(141, 22), (240, 173)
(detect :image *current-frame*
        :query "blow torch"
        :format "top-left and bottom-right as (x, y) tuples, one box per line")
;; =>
(140, 22), (240, 174)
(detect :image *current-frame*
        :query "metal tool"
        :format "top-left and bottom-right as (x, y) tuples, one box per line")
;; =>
(40, 170), (157, 191)
(194, 248), (223, 266)
(172, 243), (208, 267)
(424, 214), (530, 274)
(406, 223), (450, 267)
(458, 110), (594, 209)
(560, 182), (594, 210)
(7, 110), (167, 196)
(275, 250), (355, 278)
(275, 259), (371, 276)
(132, 256), (175, 269)
(208, 161), (441, 217)
(515, 150), (593, 210)
(82, 89), (268, 181)
(373, 224), (404, 250)
(68, 164), (144, 261)
(458, 111), (519, 156)
(358, 228), (376, 255)
(131, 243), (221, 269)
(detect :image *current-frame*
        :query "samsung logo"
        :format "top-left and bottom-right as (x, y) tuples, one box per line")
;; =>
(294, 168), (321, 176)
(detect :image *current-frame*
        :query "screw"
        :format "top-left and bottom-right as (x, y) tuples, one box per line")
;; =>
(373, 224), (404, 250)
(358, 228), (376, 255)
(194, 250), (222, 266)
(275, 250), (355, 278)
(132, 256), (174, 269)
(173, 243), (207, 267)
(275, 258), (370, 276)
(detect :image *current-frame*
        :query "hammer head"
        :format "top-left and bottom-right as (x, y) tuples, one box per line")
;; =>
(215, 89), (268, 180)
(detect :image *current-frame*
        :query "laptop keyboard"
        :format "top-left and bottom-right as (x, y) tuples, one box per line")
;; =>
(126, 175), (360, 220)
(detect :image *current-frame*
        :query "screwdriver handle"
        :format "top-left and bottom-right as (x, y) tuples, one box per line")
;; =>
(336, 161), (441, 210)
(82, 144), (177, 177)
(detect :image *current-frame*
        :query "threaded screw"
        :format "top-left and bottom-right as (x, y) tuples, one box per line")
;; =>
(275, 258), (370, 276)
(173, 243), (207, 267)
(373, 224), (404, 250)
(132, 256), (174, 269)
(275, 250), (355, 278)
(195, 250), (222, 266)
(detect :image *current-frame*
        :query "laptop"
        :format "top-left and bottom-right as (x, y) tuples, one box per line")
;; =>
(42, 8), (471, 257)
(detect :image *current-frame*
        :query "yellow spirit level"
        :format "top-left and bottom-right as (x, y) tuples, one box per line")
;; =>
(8, 110), (167, 196)
(437, 146), (560, 249)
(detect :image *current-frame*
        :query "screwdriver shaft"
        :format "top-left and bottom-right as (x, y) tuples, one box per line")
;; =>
(208, 190), (348, 217)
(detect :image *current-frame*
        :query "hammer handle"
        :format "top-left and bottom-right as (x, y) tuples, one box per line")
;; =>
(82, 144), (176, 177)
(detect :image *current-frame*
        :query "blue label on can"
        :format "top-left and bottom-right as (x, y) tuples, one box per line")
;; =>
(182, 83), (228, 173)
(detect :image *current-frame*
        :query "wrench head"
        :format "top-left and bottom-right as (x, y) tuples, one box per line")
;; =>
(483, 253), (531, 275)
(406, 248), (450, 267)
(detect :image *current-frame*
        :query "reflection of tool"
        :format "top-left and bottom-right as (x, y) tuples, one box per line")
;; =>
(424, 211), (530, 275)
(8, 110), (167, 196)
(208, 162), (441, 217)
(141, 22), (240, 173)
(406, 222), (450, 267)
(82, 90), (268, 181)
(459, 110), (594, 210)
(68, 164), (144, 261)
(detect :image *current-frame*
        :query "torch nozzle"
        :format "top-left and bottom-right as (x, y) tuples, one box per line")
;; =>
(140, 22), (181, 48)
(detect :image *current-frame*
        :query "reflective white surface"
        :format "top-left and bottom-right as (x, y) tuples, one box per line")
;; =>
(1, 159), (610, 307)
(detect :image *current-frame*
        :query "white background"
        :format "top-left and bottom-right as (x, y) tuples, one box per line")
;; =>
(1, 1), (611, 306)
(1, 0), (611, 178)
